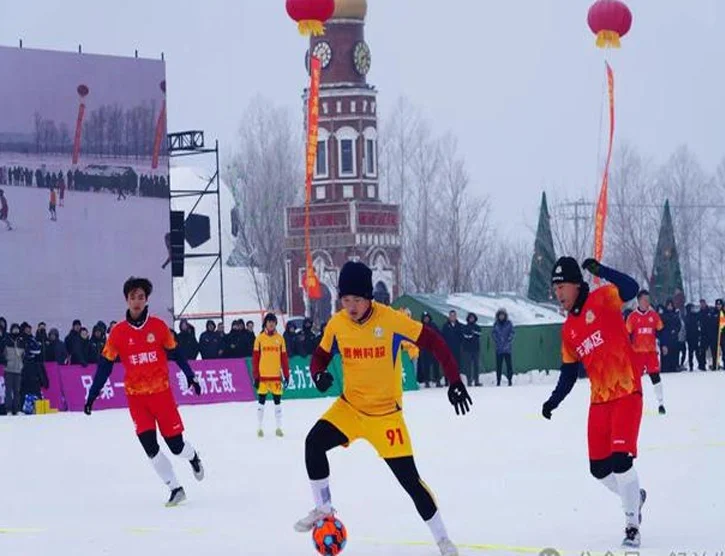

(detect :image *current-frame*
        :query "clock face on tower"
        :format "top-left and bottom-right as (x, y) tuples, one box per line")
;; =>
(353, 41), (371, 76)
(311, 41), (332, 68)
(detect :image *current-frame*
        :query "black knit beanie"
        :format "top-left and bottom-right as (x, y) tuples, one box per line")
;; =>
(551, 256), (584, 285)
(338, 261), (373, 299)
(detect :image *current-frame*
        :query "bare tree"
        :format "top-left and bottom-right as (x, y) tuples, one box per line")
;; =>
(437, 134), (491, 293)
(225, 96), (303, 311)
(474, 236), (529, 294)
(607, 144), (660, 287)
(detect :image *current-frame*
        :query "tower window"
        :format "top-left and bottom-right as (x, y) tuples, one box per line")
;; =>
(335, 126), (359, 178)
(367, 185), (376, 198)
(351, 101), (357, 113)
(315, 186), (326, 200)
(322, 102), (329, 115)
(315, 140), (329, 178)
(365, 139), (376, 176)
(343, 185), (354, 199)
(336, 101), (342, 114)
(340, 140), (354, 175)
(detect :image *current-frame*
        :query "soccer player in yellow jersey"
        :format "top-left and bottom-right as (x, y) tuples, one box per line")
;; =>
(293, 262), (472, 556)
(252, 313), (290, 438)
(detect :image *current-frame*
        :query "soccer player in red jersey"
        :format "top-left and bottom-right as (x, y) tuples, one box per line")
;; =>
(542, 257), (647, 548)
(85, 277), (205, 506)
(626, 289), (666, 414)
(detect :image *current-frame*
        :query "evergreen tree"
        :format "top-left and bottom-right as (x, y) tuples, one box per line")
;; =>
(528, 192), (557, 302)
(651, 199), (684, 304)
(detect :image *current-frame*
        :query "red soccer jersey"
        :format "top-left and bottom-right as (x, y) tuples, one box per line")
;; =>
(102, 315), (177, 396)
(561, 284), (642, 404)
(626, 308), (664, 353)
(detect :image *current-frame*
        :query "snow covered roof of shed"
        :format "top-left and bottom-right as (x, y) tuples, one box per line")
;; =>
(401, 293), (565, 327)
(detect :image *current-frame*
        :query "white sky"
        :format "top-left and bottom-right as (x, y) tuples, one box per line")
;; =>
(2, 0), (723, 239)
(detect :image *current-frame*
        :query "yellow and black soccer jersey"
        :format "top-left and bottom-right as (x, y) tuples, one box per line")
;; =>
(319, 302), (423, 415)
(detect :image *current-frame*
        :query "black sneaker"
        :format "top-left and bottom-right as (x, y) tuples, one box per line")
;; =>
(166, 486), (186, 507)
(658, 405), (666, 415)
(622, 526), (640, 547)
(190, 452), (204, 481)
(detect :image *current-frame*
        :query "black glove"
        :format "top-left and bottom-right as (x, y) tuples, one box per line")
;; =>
(84, 399), (94, 416)
(447, 381), (472, 416)
(314, 371), (334, 393)
(187, 375), (201, 396)
(542, 400), (555, 420)
(253, 379), (260, 389)
(581, 258), (601, 276)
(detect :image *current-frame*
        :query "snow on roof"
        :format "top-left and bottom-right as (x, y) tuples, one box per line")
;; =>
(405, 292), (564, 326)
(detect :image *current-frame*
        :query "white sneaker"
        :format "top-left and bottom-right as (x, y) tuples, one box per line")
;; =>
(437, 538), (459, 555)
(293, 507), (334, 532)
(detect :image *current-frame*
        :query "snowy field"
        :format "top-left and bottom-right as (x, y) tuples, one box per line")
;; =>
(2, 371), (724, 555)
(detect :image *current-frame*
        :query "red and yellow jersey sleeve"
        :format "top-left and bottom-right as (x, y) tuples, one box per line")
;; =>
(561, 335), (579, 364)
(318, 317), (338, 353)
(102, 326), (121, 361)
(402, 341), (420, 360)
(162, 325), (177, 350)
(599, 284), (624, 312)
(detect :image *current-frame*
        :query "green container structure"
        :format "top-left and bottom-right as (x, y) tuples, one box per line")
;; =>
(245, 353), (419, 401)
(392, 293), (564, 375)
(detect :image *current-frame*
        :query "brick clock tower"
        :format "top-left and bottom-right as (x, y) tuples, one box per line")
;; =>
(285, 0), (401, 323)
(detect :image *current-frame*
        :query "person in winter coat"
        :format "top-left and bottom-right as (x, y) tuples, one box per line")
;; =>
(222, 320), (245, 359)
(239, 321), (256, 358)
(2, 323), (25, 414)
(660, 299), (681, 373)
(65, 319), (87, 366)
(677, 308), (687, 369)
(199, 320), (223, 360)
(417, 312), (441, 388)
(20, 327), (47, 404)
(300, 318), (318, 357)
(492, 308), (515, 386)
(0, 317), (6, 366)
(45, 328), (68, 364)
(89, 325), (106, 364)
(78, 327), (93, 366)
(441, 310), (462, 379)
(461, 313), (481, 387)
(684, 304), (703, 371)
(283, 322), (301, 358)
(177, 319), (199, 361)
(697, 299), (713, 368)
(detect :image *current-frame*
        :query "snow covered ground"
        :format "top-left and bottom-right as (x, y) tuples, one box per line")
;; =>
(2, 371), (724, 555)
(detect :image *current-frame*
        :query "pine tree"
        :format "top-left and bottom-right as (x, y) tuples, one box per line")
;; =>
(651, 199), (684, 304)
(527, 192), (557, 302)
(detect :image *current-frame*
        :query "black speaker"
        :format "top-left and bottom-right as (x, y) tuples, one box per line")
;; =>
(170, 210), (185, 277)
(185, 213), (211, 249)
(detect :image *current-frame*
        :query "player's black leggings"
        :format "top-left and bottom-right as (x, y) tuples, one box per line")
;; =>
(138, 429), (186, 458)
(305, 419), (438, 521)
(258, 394), (282, 405)
(590, 452), (634, 479)
(648, 372), (661, 386)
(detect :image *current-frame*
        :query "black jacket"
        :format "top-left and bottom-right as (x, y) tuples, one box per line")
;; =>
(461, 317), (481, 353)
(441, 321), (462, 356)
(199, 330), (223, 359)
(177, 324), (199, 361)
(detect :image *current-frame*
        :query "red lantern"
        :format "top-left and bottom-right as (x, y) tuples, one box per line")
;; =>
(587, 0), (632, 49)
(286, 0), (335, 37)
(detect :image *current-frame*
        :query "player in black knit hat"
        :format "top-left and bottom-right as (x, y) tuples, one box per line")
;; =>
(294, 260), (471, 556)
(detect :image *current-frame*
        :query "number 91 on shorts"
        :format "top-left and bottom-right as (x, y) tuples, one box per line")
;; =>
(321, 398), (414, 459)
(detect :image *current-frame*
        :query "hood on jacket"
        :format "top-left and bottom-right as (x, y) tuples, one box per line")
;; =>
(285, 322), (297, 333)
(205, 320), (216, 332)
(466, 312), (478, 324)
(48, 328), (60, 340)
(421, 311), (432, 324)
(495, 308), (508, 322)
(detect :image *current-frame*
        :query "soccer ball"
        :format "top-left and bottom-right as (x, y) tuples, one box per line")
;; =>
(311, 516), (347, 555)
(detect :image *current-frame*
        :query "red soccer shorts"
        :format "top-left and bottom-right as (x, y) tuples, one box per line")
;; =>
(633, 351), (660, 375)
(127, 388), (184, 437)
(587, 392), (643, 460)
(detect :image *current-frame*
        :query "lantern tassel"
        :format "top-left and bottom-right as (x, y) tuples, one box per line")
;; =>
(297, 20), (326, 37)
(596, 30), (621, 49)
